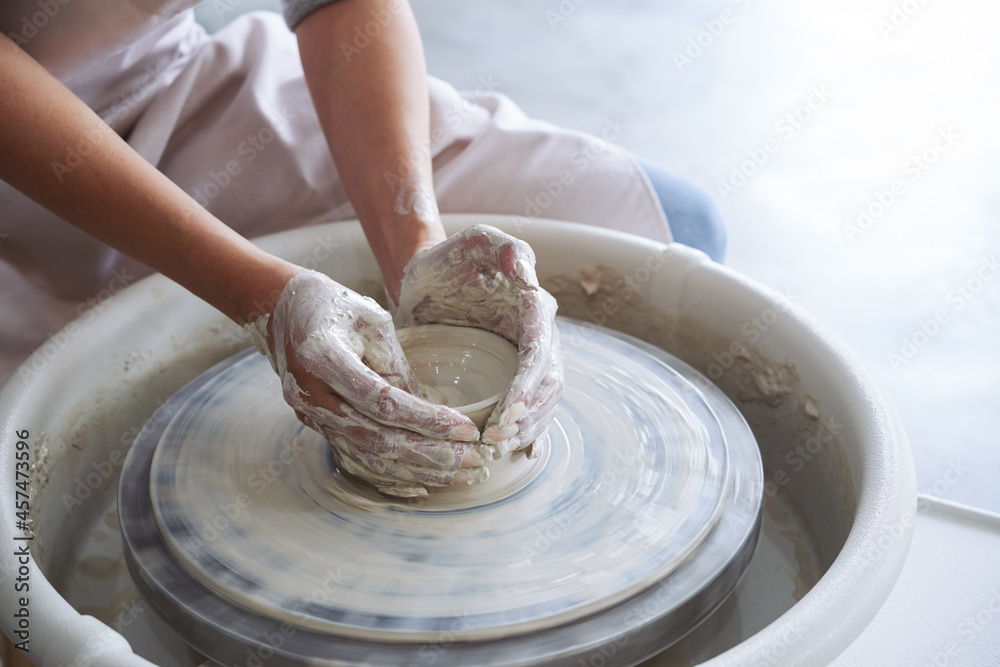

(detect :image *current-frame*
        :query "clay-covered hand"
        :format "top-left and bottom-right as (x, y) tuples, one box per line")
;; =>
(394, 225), (563, 456)
(245, 271), (489, 498)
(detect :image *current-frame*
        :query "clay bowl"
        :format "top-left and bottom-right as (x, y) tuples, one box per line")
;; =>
(395, 324), (519, 429)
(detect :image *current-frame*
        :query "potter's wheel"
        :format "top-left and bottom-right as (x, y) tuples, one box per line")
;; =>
(119, 318), (763, 666)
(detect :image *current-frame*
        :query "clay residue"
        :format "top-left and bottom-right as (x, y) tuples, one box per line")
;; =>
(76, 589), (143, 626)
(77, 555), (125, 580)
(543, 264), (647, 336)
(803, 396), (821, 419)
(764, 491), (822, 601)
(731, 346), (798, 408)
(544, 264), (800, 408)
(122, 348), (155, 373)
(23, 430), (50, 548)
(31, 430), (51, 491)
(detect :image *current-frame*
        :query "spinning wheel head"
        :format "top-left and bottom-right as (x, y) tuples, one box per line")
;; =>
(119, 319), (763, 665)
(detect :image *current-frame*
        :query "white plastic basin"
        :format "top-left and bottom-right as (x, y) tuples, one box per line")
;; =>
(0, 216), (915, 666)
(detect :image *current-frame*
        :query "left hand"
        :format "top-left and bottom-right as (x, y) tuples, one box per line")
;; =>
(394, 225), (563, 456)
(246, 271), (488, 498)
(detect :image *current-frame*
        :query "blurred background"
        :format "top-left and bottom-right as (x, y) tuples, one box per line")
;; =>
(198, 0), (1000, 513)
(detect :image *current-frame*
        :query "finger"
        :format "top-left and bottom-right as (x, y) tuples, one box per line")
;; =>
(507, 376), (563, 453)
(302, 394), (488, 471)
(363, 318), (421, 394)
(329, 435), (490, 488)
(333, 451), (428, 498)
(295, 339), (480, 441)
(497, 237), (537, 290)
(484, 328), (563, 449)
(457, 225), (538, 290)
(348, 432), (489, 471)
(498, 414), (554, 457)
(399, 441), (490, 468)
(483, 295), (559, 442)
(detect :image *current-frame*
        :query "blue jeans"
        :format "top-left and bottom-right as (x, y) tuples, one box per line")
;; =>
(636, 157), (727, 263)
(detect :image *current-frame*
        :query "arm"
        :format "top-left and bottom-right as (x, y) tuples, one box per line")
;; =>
(295, 0), (441, 302)
(294, 3), (564, 454)
(0, 32), (483, 497)
(0, 33), (299, 324)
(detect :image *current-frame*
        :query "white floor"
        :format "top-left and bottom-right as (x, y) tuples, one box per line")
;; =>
(199, 0), (1000, 512)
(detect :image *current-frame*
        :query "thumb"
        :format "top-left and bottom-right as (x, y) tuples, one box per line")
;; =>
(362, 320), (420, 394)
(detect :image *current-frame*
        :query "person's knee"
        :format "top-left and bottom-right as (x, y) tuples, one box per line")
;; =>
(676, 185), (727, 263)
(637, 156), (728, 262)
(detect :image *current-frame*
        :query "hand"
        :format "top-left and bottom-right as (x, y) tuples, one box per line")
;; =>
(245, 271), (489, 497)
(394, 225), (564, 456)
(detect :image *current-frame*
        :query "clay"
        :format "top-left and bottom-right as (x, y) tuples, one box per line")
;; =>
(396, 324), (519, 430)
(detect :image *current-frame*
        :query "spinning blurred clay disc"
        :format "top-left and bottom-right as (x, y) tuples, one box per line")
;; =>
(120, 319), (763, 664)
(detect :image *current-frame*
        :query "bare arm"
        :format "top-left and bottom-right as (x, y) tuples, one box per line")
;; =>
(294, 4), (564, 455)
(0, 26), (485, 495)
(295, 0), (442, 303)
(0, 33), (301, 324)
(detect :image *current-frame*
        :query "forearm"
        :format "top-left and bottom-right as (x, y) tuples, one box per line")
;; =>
(295, 0), (442, 302)
(0, 34), (300, 324)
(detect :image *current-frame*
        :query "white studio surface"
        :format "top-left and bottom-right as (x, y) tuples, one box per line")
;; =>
(832, 498), (1000, 666)
(0, 215), (918, 665)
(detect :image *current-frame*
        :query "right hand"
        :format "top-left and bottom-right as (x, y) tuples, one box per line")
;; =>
(245, 271), (490, 497)
(394, 225), (563, 457)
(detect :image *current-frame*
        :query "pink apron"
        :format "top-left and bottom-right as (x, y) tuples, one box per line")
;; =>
(0, 3), (669, 384)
